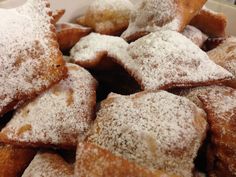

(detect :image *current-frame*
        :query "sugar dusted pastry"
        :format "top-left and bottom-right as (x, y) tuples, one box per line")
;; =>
(75, 142), (179, 177)
(190, 7), (227, 38)
(56, 23), (92, 52)
(207, 37), (236, 88)
(121, 0), (206, 42)
(177, 85), (223, 109)
(182, 25), (208, 47)
(71, 30), (232, 90)
(22, 151), (73, 177)
(125, 30), (232, 90)
(86, 91), (208, 177)
(0, 64), (97, 149)
(0, 0), (67, 117)
(0, 144), (36, 177)
(70, 33), (129, 70)
(198, 86), (236, 177)
(77, 0), (134, 35)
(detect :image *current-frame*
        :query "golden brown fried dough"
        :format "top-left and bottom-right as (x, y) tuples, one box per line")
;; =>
(56, 23), (92, 52)
(190, 7), (227, 38)
(0, 144), (36, 177)
(0, 0), (67, 117)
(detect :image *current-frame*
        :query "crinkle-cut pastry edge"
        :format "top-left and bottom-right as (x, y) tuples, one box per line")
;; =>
(52, 9), (65, 24)
(0, 0), (67, 117)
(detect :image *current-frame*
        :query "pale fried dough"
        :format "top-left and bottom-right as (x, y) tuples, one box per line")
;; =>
(0, 64), (97, 149)
(0, 0), (67, 117)
(86, 91), (207, 177)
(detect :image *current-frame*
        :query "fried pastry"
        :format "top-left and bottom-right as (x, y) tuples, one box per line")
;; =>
(207, 37), (236, 88)
(56, 23), (92, 52)
(70, 33), (128, 70)
(0, 0), (67, 117)
(0, 144), (36, 177)
(121, 0), (206, 42)
(86, 91), (208, 177)
(177, 85), (223, 109)
(22, 151), (73, 177)
(124, 30), (232, 90)
(182, 25), (208, 47)
(71, 30), (233, 91)
(75, 142), (179, 177)
(190, 7), (227, 38)
(198, 86), (236, 177)
(52, 9), (65, 24)
(76, 0), (134, 36)
(0, 64), (97, 149)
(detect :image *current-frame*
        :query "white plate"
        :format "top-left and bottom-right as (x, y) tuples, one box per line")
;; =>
(0, 0), (235, 35)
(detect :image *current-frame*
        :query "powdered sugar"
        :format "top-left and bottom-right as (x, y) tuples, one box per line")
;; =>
(198, 86), (236, 176)
(88, 0), (133, 12)
(124, 30), (233, 90)
(182, 25), (208, 47)
(87, 91), (207, 177)
(208, 37), (236, 76)
(0, 64), (97, 148)
(75, 142), (174, 177)
(22, 152), (73, 177)
(199, 86), (236, 122)
(121, 0), (179, 39)
(70, 33), (129, 66)
(0, 0), (66, 116)
(178, 85), (222, 109)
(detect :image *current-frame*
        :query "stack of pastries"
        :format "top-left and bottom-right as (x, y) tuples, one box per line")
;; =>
(0, 0), (235, 176)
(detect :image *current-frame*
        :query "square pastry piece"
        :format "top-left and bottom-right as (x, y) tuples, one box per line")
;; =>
(86, 91), (208, 177)
(22, 151), (73, 177)
(75, 142), (179, 177)
(0, 64), (97, 149)
(0, 0), (67, 117)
